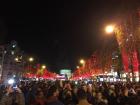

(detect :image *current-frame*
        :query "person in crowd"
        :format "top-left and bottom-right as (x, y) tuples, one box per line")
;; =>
(87, 84), (95, 105)
(118, 86), (130, 105)
(77, 88), (91, 105)
(107, 85), (118, 105)
(63, 90), (75, 105)
(0, 85), (25, 105)
(46, 85), (64, 105)
(94, 91), (108, 105)
(0, 79), (140, 105)
(71, 86), (78, 105)
(34, 89), (46, 105)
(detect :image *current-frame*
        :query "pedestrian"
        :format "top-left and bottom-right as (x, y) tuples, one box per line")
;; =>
(46, 85), (64, 105)
(77, 88), (91, 105)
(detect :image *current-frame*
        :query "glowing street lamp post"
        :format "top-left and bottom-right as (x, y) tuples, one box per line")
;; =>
(28, 57), (34, 73)
(80, 59), (85, 66)
(105, 25), (124, 80)
(105, 24), (135, 82)
(79, 59), (86, 78)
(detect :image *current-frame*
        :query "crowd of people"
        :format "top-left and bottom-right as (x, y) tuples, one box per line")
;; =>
(0, 79), (140, 105)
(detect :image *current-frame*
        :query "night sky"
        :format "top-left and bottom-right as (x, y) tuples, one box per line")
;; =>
(0, 1), (138, 72)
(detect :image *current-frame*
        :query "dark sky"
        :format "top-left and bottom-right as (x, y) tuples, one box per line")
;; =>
(0, 0), (137, 72)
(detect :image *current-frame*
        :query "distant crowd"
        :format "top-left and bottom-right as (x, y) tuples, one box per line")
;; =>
(0, 79), (140, 105)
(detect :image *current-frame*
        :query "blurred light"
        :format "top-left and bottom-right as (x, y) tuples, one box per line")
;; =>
(11, 51), (15, 55)
(126, 38), (129, 42)
(80, 59), (85, 64)
(12, 45), (16, 48)
(42, 65), (46, 69)
(122, 74), (126, 78)
(123, 79), (127, 82)
(114, 72), (118, 76)
(76, 66), (79, 69)
(130, 78), (133, 82)
(110, 78), (113, 82)
(130, 73), (132, 77)
(112, 57), (115, 60)
(4, 51), (7, 54)
(105, 25), (114, 33)
(107, 73), (112, 75)
(13, 75), (16, 77)
(39, 77), (44, 80)
(115, 55), (118, 58)
(75, 81), (78, 84)
(117, 79), (120, 81)
(29, 57), (34, 62)
(130, 34), (133, 36)
(15, 57), (19, 62)
(20, 56), (23, 59)
(105, 71), (108, 74)
(36, 78), (39, 81)
(60, 79), (65, 81)
(114, 78), (116, 82)
(100, 78), (104, 82)
(85, 81), (88, 84)
(135, 72), (139, 76)
(8, 79), (15, 84)
(87, 79), (90, 82)
(136, 77), (139, 82)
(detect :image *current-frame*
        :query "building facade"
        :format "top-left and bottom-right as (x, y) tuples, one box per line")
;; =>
(0, 41), (25, 81)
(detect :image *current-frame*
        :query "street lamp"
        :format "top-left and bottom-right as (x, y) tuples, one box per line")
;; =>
(105, 24), (136, 82)
(80, 59), (85, 66)
(28, 57), (34, 73)
(42, 65), (46, 69)
(80, 59), (85, 64)
(15, 57), (19, 62)
(105, 25), (115, 34)
(105, 24), (122, 79)
(29, 57), (34, 62)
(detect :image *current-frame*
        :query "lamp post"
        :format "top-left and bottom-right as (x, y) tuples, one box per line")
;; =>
(80, 59), (85, 66)
(79, 59), (85, 76)
(41, 65), (46, 76)
(28, 57), (34, 73)
(105, 25), (119, 78)
(105, 24), (135, 82)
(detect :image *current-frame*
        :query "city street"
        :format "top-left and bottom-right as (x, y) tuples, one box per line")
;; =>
(0, 0), (140, 105)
